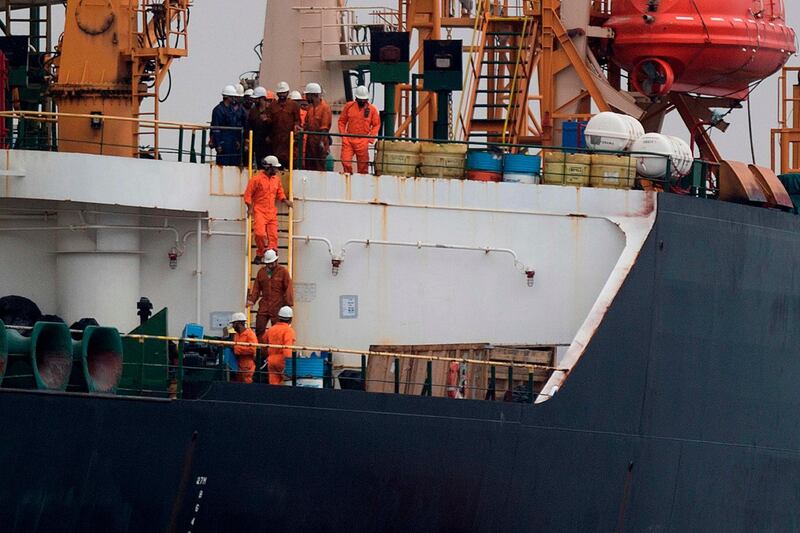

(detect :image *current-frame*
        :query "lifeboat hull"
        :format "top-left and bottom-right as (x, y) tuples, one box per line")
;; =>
(606, 0), (796, 98)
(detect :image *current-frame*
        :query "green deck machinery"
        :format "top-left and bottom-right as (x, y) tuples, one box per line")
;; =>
(0, 320), (123, 393)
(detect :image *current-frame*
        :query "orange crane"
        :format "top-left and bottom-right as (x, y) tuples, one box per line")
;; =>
(50, 0), (190, 158)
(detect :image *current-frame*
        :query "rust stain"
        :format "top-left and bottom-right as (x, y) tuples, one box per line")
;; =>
(217, 164), (225, 194)
(344, 172), (352, 200)
(372, 174), (381, 203)
(381, 204), (388, 240)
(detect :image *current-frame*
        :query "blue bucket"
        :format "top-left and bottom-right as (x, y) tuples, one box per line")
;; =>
(466, 150), (503, 173)
(284, 352), (325, 387)
(503, 153), (541, 174)
(562, 121), (587, 152)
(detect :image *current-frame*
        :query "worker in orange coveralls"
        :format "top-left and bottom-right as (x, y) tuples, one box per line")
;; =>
(302, 82), (332, 171)
(338, 85), (380, 174)
(265, 306), (296, 385)
(247, 249), (294, 339)
(264, 81), (301, 169)
(230, 312), (257, 383)
(243, 155), (293, 263)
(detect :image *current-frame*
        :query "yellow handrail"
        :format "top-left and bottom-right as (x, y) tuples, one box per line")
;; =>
(501, 15), (530, 143)
(288, 131), (295, 276)
(119, 331), (565, 372)
(245, 130), (254, 312)
(0, 110), (211, 131)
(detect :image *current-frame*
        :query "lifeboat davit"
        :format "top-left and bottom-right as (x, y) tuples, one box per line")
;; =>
(606, 0), (796, 98)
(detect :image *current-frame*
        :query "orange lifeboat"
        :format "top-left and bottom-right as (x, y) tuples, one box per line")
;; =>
(606, 0), (796, 98)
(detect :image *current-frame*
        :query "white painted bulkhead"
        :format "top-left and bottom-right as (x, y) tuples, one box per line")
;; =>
(0, 150), (655, 370)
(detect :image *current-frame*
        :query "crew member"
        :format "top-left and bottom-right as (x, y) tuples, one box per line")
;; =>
(243, 155), (293, 262)
(264, 81), (301, 168)
(246, 86), (271, 166)
(290, 90), (308, 168)
(303, 82), (332, 171)
(242, 88), (255, 110)
(230, 312), (257, 383)
(210, 85), (243, 166)
(248, 249), (294, 338)
(338, 85), (380, 174)
(265, 306), (296, 385)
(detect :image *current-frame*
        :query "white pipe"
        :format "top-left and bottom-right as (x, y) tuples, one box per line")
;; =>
(0, 206), (245, 223)
(0, 224), (180, 244)
(291, 235), (335, 256)
(181, 230), (245, 245)
(341, 238), (528, 271)
(196, 217), (202, 324)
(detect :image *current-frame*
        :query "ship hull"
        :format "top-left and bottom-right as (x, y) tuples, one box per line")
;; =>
(3, 193), (800, 532)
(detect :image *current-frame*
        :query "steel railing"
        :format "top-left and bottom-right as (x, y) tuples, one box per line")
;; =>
(0, 110), (245, 164)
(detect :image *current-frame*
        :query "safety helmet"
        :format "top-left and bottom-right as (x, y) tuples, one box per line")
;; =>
(304, 82), (322, 95)
(230, 312), (247, 324)
(252, 86), (268, 99)
(222, 84), (238, 97)
(244, 88), (254, 98)
(262, 155), (281, 168)
(264, 249), (278, 263)
(276, 81), (290, 93)
(235, 83), (245, 96)
(354, 85), (370, 100)
(278, 306), (293, 319)
(267, 90), (276, 100)
(289, 90), (302, 101)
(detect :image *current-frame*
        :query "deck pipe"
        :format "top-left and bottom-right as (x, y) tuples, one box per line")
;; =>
(70, 326), (123, 394)
(3, 321), (73, 391)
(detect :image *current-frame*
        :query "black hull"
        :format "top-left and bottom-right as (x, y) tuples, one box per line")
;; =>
(3, 194), (800, 532)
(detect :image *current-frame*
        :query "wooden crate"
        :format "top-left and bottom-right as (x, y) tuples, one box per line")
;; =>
(367, 343), (555, 400)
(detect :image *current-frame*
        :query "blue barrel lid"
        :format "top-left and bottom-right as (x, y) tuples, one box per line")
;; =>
(503, 153), (541, 174)
(466, 150), (503, 172)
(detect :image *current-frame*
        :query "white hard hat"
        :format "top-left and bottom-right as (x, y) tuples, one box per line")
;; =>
(252, 86), (267, 99)
(222, 84), (238, 97)
(230, 312), (247, 323)
(262, 155), (281, 168)
(276, 81), (290, 93)
(235, 83), (245, 96)
(264, 249), (278, 263)
(304, 82), (322, 94)
(244, 88), (254, 97)
(289, 90), (302, 101)
(278, 306), (293, 319)
(354, 85), (370, 100)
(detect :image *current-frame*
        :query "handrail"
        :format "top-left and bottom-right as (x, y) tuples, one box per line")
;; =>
(245, 130), (254, 311)
(0, 110), (213, 131)
(3, 324), (565, 372)
(289, 131), (295, 276)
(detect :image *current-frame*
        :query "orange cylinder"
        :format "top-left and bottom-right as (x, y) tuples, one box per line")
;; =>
(466, 170), (502, 182)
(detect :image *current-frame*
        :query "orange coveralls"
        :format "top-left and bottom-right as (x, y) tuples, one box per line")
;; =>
(338, 101), (381, 174)
(232, 328), (258, 383)
(249, 264), (294, 337)
(243, 170), (287, 256)
(303, 99), (332, 171)
(265, 321), (296, 385)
